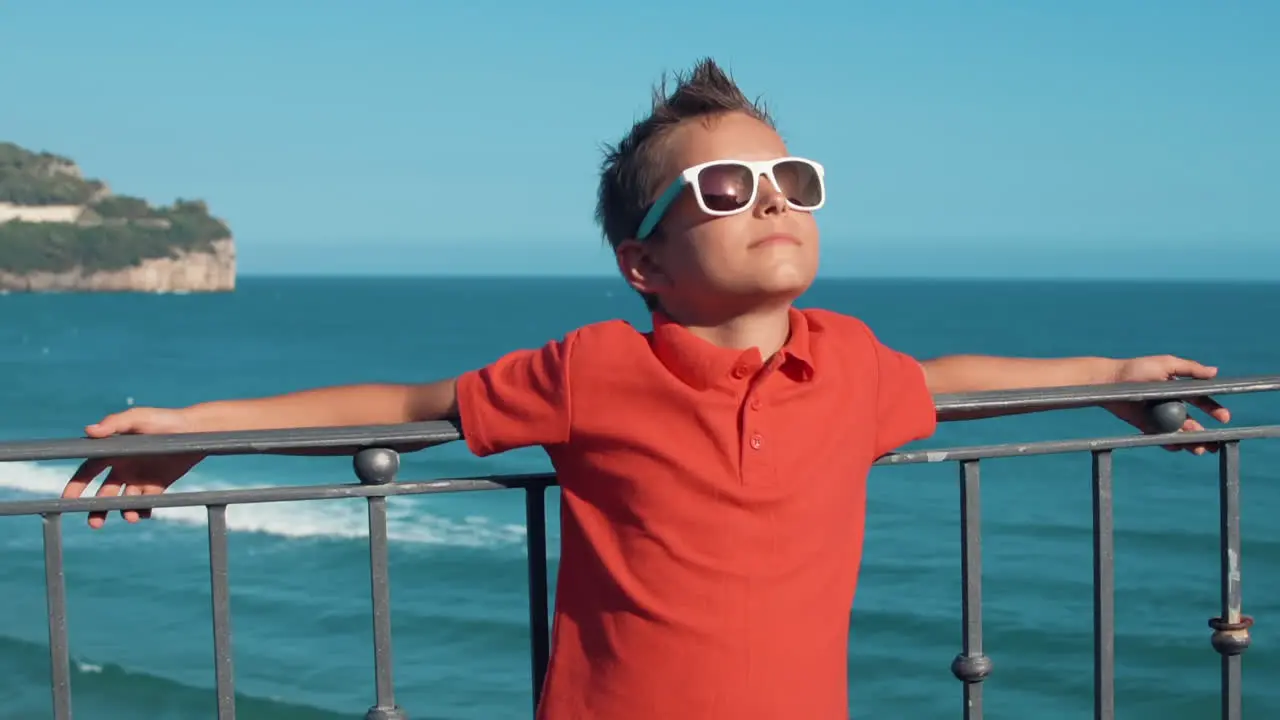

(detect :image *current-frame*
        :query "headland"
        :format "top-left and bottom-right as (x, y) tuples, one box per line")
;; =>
(0, 141), (234, 293)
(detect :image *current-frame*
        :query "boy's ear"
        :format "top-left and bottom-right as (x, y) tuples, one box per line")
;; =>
(614, 239), (670, 297)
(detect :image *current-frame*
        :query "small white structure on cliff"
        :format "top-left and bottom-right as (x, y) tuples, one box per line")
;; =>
(0, 202), (86, 225)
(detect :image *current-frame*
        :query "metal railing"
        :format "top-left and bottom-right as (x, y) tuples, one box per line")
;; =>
(1, 375), (1279, 720)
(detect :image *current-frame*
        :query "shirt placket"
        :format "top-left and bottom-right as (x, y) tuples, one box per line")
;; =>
(737, 356), (779, 486)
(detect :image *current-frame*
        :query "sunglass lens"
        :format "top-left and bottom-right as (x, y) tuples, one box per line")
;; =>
(696, 163), (755, 212)
(773, 160), (823, 208)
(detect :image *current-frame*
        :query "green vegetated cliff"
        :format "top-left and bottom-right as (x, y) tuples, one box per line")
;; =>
(0, 142), (234, 285)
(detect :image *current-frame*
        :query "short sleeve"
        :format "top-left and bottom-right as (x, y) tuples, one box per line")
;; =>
(872, 337), (937, 457)
(455, 332), (577, 457)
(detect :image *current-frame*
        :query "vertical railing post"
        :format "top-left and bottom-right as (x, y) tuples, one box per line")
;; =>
(42, 512), (72, 720)
(207, 504), (237, 719)
(1209, 441), (1250, 720)
(1091, 451), (1116, 720)
(951, 460), (991, 720)
(524, 483), (551, 712)
(354, 449), (408, 720)
(1090, 445), (1121, 712)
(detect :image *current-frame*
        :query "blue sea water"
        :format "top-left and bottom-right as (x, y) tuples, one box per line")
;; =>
(1, 276), (1279, 720)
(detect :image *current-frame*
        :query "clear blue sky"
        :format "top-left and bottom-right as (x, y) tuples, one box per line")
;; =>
(3, 1), (1276, 278)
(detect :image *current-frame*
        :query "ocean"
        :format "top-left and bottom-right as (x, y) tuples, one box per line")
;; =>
(1, 276), (1278, 720)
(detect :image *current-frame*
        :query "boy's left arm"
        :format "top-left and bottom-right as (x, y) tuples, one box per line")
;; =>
(920, 354), (1231, 453)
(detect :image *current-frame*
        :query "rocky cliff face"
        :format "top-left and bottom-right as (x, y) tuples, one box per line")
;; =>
(0, 238), (235, 293)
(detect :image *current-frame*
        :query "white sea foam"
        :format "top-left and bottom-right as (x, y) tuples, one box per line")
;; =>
(0, 461), (527, 549)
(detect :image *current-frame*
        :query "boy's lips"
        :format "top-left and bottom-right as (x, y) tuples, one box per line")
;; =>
(749, 233), (802, 248)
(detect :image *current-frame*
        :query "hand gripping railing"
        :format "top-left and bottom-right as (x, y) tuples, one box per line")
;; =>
(1, 375), (1278, 720)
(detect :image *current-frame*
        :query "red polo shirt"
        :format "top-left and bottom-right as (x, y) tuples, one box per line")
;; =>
(456, 307), (936, 720)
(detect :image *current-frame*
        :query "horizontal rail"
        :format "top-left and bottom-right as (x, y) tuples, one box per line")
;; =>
(930, 374), (1280, 413)
(1, 375), (1276, 463)
(877, 424), (1280, 463)
(0, 420), (465, 462)
(1, 426), (1276, 517)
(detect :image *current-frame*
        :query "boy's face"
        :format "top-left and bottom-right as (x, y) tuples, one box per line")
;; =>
(617, 111), (821, 319)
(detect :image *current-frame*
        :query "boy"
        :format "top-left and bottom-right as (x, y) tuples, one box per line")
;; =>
(63, 59), (1228, 719)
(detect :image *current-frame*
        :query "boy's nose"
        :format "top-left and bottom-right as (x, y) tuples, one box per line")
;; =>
(753, 174), (788, 216)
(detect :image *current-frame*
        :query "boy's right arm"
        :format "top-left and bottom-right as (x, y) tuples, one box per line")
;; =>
(62, 379), (458, 528)
(177, 380), (460, 432)
(66, 328), (579, 530)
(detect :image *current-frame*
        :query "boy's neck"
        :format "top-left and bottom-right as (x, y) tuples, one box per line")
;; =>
(662, 303), (795, 359)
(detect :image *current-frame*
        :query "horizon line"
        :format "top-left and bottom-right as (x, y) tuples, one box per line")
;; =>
(231, 272), (1280, 285)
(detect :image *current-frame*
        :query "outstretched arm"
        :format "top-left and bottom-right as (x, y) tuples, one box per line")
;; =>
(175, 380), (460, 432)
(920, 354), (1231, 451)
(921, 355), (1120, 397)
(63, 379), (460, 528)
(65, 331), (577, 530)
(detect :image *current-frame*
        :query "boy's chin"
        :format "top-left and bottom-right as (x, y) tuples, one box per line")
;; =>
(731, 276), (813, 307)
(751, 268), (816, 298)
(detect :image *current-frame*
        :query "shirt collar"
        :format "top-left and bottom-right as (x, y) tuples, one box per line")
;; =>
(649, 306), (816, 390)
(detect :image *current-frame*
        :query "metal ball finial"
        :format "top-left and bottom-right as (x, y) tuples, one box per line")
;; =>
(1209, 616), (1253, 657)
(1146, 400), (1188, 434)
(950, 653), (993, 683)
(353, 448), (400, 485)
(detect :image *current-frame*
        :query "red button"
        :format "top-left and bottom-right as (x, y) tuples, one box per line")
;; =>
(750, 434), (763, 450)
(749, 398), (762, 410)
(732, 364), (750, 379)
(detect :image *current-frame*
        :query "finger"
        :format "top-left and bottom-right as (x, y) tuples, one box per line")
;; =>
(86, 409), (135, 438)
(1190, 396), (1231, 424)
(1179, 418), (1203, 455)
(1167, 358), (1218, 380)
(89, 469), (127, 529)
(1178, 418), (1221, 456)
(63, 457), (109, 500)
(121, 484), (143, 523)
(1159, 418), (1203, 453)
(1186, 433), (1221, 454)
(137, 483), (166, 521)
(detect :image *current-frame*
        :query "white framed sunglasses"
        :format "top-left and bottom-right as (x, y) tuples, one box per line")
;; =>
(635, 156), (826, 240)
